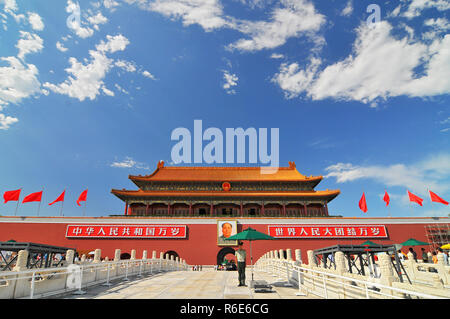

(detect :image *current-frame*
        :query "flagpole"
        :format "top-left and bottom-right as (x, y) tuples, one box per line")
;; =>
(407, 190), (414, 216)
(385, 189), (391, 218)
(427, 188), (435, 218)
(83, 200), (86, 217)
(60, 197), (65, 217)
(14, 188), (22, 216)
(37, 187), (43, 217)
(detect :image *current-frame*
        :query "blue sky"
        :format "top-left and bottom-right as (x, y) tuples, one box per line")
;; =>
(0, 0), (449, 218)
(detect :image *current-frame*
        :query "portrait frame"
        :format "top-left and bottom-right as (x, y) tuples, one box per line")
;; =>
(217, 220), (238, 246)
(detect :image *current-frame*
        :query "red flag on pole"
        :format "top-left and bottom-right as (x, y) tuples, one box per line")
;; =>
(383, 191), (390, 206)
(429, 190), (448, 205)
(77, 189), (88, 206)
(3, 189), (21, 203)
(407, 190), (423, 206)
(359, 192), (368, 213)
(22, 191), (43, 203)
(49, 190), (65, 206)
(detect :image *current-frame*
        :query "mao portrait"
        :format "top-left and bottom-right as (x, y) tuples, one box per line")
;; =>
(217, 220), (237, 246)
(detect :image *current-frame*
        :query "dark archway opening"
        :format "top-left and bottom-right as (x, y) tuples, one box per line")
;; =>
(217, 247), (236, 265)
(164, 250), (179, 260)
(120, 253), (131, 260)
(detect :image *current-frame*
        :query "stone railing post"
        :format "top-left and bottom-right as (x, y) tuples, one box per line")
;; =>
(279, 249), (284, 260)
(66, 249), (75, 265)
(379, 253), (396, 289)
(80, 254), (86, 263)
(286, 249), (293, 261)
(159, 252), (164, 270)
(13, 250), (29, 272)
(436, 253), (449, 285)
(335, 252), (346, 275)
(142, 250), (148, 260)
(294, 249), (302, 264)
(152, 251), (157, 259)
(93, 249), (102, 263)
(406, 252), (417, 281)
(130, 249), (136, 260)
(307, 250), (317, 267)
(114, 249), (121, 262)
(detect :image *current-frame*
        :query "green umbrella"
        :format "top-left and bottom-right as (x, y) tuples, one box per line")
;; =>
(225, 227), (276, 283)
(400, 238), (429, 246)
(360, 240), (381, 247)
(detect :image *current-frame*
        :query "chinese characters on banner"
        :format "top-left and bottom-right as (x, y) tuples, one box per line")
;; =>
(66, 225), (187, 238)
(268, 225), (388, 238)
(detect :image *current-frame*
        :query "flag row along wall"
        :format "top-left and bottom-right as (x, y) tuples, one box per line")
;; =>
(3, 189), (88, 206)
(358, 189), (449, 213)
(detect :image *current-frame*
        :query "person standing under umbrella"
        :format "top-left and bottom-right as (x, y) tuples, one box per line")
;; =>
(235, 242), (247, 286)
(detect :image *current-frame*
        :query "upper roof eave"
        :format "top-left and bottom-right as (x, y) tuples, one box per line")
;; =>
(128, 161), (323, 183)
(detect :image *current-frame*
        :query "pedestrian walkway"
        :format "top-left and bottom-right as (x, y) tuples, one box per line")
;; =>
(57, 268), (318, 299)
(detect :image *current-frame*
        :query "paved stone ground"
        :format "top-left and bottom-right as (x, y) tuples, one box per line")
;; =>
(57, 268), (319, 299)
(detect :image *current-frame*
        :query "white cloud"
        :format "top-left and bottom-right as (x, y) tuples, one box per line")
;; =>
(101, 86), (115, 96)
(43, 34), (130, 101)
(115, 59), (137, 72)
(96, 34), (130, 53)
(147, 0), (230, 31)
(142, 70), (156, 79)
(111, 156), (149, 169)
(271, 56), (320, 99)
(56, 41), (68, 52)
(16, 31), (44, 60)
(401, 0), (450, 19)
(87, 12), (108, 30)
(324, 153), (450, 196)
(114, 83), (129, 94)
(222, 70), (238, 94)
(340, 0), (353, 17)
(0, 113), (18, 130)
(88, 12), (108, 25)
(228, 0), (325, 52)
(103, 0), (120, 10)
(2, 0), (25, 23)
(0, 56), (41, 108)
(125, 0), (325, 53)
(28, 12), (44, 31)
(424, 18), (450, 31)
(270, 53), (284, 59)
(272, 21), (450, 103)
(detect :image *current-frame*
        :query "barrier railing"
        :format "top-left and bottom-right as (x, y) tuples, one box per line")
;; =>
(256, 258), (449, 299)
(0, 258), (188, 299)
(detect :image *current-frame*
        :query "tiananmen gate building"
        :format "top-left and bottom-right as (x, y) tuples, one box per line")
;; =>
(0, 161), (449, 265)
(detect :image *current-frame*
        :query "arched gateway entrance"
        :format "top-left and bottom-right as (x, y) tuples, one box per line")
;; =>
(217, 247), (236, 265)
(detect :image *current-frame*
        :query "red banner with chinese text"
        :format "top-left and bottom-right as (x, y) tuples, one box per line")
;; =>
(268, 225), (387, 238)
(66, 225), (187, 238)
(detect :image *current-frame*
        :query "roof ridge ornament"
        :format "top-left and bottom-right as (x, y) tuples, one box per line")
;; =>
(288, 161), (296, 169)
(157, 160), (165, 169)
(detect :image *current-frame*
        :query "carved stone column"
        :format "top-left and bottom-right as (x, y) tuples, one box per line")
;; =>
(307, 250), (317, 266)
(93, 249), (102, 263)
(114, 249), (121, 262)
(66, 249), (75, 265)
(286, 249), (293, 261)
(13, 250), (28, 272)
(294, 249), (301, 263)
